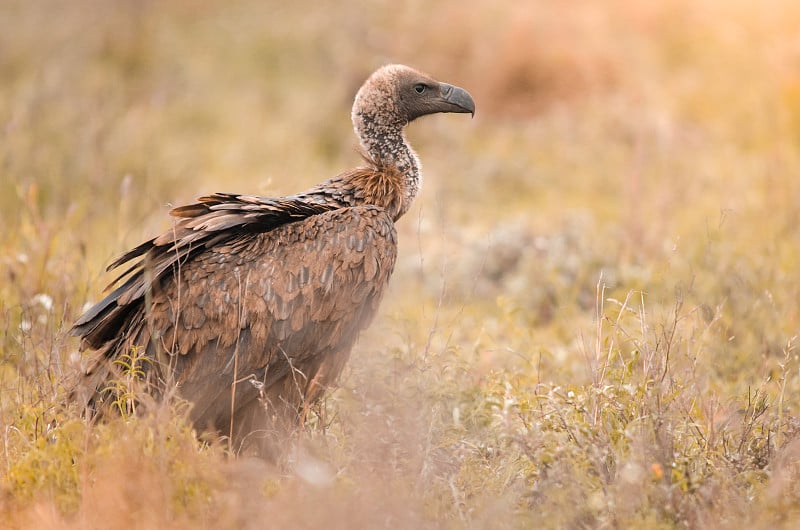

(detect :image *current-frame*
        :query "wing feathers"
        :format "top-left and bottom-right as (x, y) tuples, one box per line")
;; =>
(165, 206), (397, 395)
(72, 194), (336, 349)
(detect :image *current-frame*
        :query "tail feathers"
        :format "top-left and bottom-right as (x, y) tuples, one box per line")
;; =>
(71, 281), (140, 350)
(67, 345), (114, 414)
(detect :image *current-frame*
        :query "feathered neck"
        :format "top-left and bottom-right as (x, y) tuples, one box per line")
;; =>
(350, 106), (422, 221)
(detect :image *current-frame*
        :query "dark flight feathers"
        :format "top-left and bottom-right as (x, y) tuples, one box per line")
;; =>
(72, 194), (336, 348)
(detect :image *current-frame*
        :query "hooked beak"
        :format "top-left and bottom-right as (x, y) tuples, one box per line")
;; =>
(439, 83), (476, 117)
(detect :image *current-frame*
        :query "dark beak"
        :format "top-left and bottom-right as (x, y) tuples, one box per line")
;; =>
(439, 83), (476, 117)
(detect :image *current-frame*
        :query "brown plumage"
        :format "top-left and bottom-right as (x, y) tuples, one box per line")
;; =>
(71, 64), (475, 456)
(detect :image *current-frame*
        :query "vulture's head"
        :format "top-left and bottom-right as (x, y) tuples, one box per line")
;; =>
(352, 64), (475, 129)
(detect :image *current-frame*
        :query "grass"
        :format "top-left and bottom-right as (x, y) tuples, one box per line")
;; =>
(2, 0), (800, 527)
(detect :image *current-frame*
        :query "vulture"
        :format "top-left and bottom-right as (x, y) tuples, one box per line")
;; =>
(71, 64), (475, 456)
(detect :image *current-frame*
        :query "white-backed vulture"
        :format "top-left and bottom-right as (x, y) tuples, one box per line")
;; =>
(71, 64), (475, 456)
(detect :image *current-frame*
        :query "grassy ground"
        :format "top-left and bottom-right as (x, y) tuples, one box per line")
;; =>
(2, 0), (800, 527)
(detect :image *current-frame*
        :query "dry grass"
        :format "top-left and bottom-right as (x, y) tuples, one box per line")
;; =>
(2, 0), (800, 527)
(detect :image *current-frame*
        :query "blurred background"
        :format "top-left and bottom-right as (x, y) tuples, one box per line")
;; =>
(2, 0), (800, 527)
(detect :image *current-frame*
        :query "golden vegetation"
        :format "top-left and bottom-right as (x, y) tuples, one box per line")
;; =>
(2, 0), (800, 527)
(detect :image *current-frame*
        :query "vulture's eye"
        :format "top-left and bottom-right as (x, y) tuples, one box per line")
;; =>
(414, 83), (426, 94)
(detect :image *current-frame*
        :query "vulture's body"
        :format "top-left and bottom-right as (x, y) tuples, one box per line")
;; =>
(71, 65), (474, 456)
